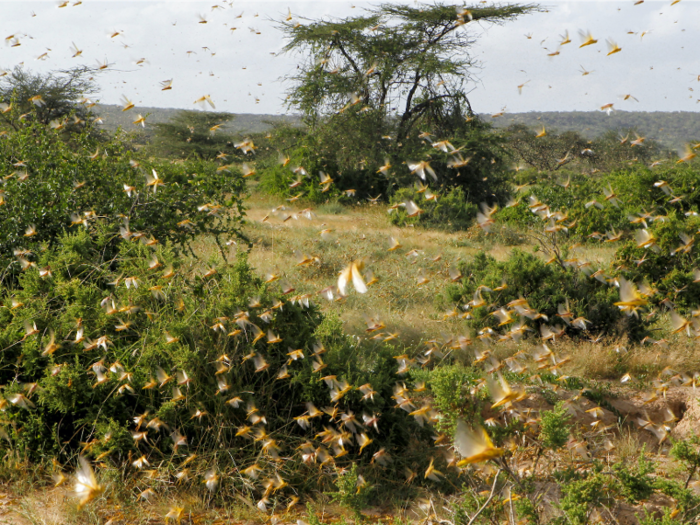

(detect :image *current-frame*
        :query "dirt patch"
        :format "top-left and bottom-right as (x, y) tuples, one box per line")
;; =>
(670, 390), (698, 440)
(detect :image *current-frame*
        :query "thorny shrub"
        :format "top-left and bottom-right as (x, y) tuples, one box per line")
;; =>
(388, 186), (478, 231)
(0, 113), (247, 276)
(538, 401), (571, 450)
(614, 213), (700, 314)
(499, 163), (700, 243)
(442, 250), (646, 339)
(0, 227), (434, 503)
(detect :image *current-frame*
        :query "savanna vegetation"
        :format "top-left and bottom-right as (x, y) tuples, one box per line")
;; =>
(2, 3), (700, 525)
(488, 110), (700, 152)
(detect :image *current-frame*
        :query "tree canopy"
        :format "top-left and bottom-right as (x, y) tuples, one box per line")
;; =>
(272, 3), (538, 202)
(151, 110), (237, 160)
(281, 2), (539, 144)
(0, 65), (100, 130)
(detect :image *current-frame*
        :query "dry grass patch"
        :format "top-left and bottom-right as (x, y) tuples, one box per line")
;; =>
(192, 192), (521, 347)
(189, 191), (699, 382)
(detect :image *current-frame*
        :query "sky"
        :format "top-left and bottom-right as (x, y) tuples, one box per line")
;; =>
(0, 0), (699, 116)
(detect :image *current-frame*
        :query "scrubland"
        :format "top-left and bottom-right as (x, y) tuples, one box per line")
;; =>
(2, 16), (700, 522)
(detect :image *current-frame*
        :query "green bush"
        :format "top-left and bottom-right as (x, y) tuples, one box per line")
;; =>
(539, 401), (571, 450)
(558, 467), (608, 525)
(514, 495), (540, 525)
(588, 130), (665, 172)
(498, 169), (628, 239)
(257, 112), (381, 203)
(495, 162), (700, 331)
(256, 142), (342, 204)
(149, 110), (238, 160)
(0, 117), (247, 274)
(613, 447), (655, 503)
(0, 227), (432, 500)
(388, 186), (478, 231)
(504, 124), (591, 172)
(410, 364), (485, 436)
(553, 452), (699, 525)
(653, 478), (700, 522)
(257, 113), (511, 205)
(326, 463), (371, 520)
(638, 508), (683, 525)
(614, 213), (700, 313)
(670, 435), (700, 487)
(442, 250), (645, 339)
(498, 164), (700, 243)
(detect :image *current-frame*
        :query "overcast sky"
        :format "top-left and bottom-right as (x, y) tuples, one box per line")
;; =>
(1, 0), (699, 116)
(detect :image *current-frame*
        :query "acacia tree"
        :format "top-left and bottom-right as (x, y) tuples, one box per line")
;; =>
(505, 124), (590, 172)
(281, 3), (538, 144)
(505, 124), (664, 173)
(277, 3), (538, 200)
(0, 65), (100, 130)
(151, 110), (237, 160)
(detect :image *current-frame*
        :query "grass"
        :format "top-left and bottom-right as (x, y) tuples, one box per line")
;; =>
(0, 481), (386, 525)
(614, 427), (645, 463)
(196, 191), (529, 348)
(191, 190), (693, 381)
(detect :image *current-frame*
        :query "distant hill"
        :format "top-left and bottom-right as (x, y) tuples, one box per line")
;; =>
(482, 110), (700, 151)
(94, 104), (302, 138)
(94, 105), (699, 151)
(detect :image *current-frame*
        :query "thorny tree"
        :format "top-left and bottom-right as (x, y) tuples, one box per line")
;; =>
(152, 110), (237, 160)
(0, 65), (100, 130)
(280, 3), (539, 148)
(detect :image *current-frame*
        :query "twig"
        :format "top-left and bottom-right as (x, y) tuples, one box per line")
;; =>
(600, 503), (621, 525)
(531, 446), (544, 477)
(467, 468), (502, 525)
(508, 485), (516, 525)
(685, 464), (697, 489)
(214, 234), (229, 264)
(498, 457), (524, 491)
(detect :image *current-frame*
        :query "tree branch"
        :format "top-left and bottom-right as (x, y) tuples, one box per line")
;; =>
(332, 37), (362, 77)
(467, 469), (502, 525)
(396, 70), (422, 141)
